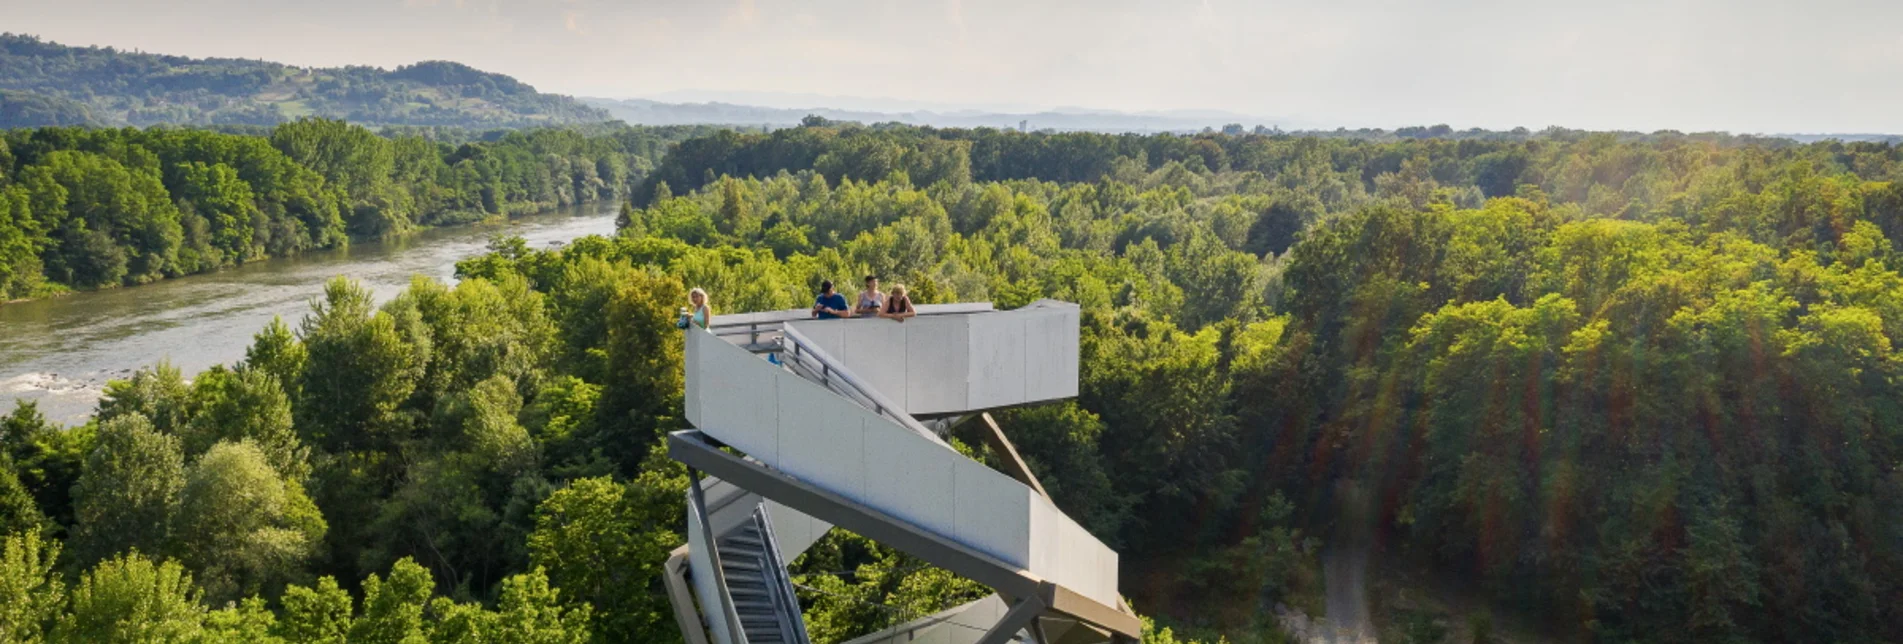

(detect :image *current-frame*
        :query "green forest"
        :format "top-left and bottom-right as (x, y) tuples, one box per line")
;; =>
(2, 120), (1903, 643)
(0, 119), (726, 300)
(0, 34), (613, 129)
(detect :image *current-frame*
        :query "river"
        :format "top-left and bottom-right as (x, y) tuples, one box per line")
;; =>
(0, 204), (619, 425)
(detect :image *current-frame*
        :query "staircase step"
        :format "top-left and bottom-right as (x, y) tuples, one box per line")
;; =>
(723, 559), (766, 573)
(711, 503), (809, 644)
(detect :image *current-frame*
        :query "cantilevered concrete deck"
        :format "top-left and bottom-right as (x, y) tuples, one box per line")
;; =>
(670, 301), (1134, 644)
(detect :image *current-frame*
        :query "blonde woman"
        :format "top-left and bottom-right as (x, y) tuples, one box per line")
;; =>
(878, 284), (916, 323)
(678, 287), (713, 330)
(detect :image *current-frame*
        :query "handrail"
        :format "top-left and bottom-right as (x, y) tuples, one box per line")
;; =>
(778, 324), (948, 447)
(751, 504), (812, 644)
(705, 303), (996, 349)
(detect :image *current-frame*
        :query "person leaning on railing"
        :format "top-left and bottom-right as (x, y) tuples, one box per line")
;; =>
(812, 280), (851, 319)
(856, 274), (885, 316)
(678, 287), (713, 330)
(877, 284), (915, 323)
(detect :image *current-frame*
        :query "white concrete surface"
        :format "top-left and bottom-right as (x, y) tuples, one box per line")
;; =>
(1021, 303), (1082, 403)
(687, 329), (781, 462)
(783, 301), (1080, 416)
(966, 311), (1028, 410)
(774, 374), (870, 504)
(903, 314), (972, 413)
(1029, 496), (1122, 608)
(683, 304), (1117, 611)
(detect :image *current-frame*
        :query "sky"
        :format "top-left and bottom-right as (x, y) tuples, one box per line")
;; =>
(4, 0), (1902, 133)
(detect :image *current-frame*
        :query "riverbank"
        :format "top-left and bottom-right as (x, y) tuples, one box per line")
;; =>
(0, 207), (569, 308)
(2, 284), (72, 306)
(0, 203), (619, 425)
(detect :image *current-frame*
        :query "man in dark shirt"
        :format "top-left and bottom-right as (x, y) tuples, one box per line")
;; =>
(812, 280), (850, 319)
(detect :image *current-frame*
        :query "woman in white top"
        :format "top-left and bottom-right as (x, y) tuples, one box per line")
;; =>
(679, 287), (713, 330)
(856, 275), (885, 316)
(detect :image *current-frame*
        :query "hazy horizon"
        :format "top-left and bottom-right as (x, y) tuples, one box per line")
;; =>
(5, 0), (1902, 134)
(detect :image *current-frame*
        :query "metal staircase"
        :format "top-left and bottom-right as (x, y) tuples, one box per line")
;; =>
(668, 301), (1138, 644)
(719, 504), (810, 644)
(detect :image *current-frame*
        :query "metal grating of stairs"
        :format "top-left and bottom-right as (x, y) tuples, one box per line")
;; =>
(717, 503), (810, 644)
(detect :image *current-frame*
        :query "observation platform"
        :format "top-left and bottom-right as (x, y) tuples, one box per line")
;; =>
(665, 301), (1137, 644)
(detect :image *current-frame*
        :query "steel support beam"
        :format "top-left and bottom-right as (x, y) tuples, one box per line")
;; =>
(978, 412), (1051, 501)
(687, 468), (747, 644)
(1041, 584), (1142, 640)
(663, 546), (711, 644)
(977, 590), (1049, 644)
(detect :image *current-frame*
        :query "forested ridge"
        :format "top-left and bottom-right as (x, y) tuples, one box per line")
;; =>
(0, 120), (720, 299)
(0, 34), (612, 129)
(1, 121), (1902, 642)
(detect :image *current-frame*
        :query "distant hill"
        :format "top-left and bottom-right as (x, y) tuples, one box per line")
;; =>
(1775, 133), (1903, 144)
(582, 97), (1284, 133)
(0, 34), (612, 128)
(0, 90), (98, 128)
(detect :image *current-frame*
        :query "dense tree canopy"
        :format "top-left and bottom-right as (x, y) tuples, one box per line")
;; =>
(4, 121), (1903, 642)
(0, 120), (707, 299)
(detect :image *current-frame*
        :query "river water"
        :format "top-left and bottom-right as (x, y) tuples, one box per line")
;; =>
(0, 204), (619, 425)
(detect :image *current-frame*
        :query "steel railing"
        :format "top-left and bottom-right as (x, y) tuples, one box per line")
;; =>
(703, 303), (995, 352)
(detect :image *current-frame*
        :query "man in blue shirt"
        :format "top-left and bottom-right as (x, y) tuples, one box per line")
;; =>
(812, 280), (850, 319)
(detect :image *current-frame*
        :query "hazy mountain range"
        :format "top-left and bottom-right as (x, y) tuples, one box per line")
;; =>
(0, 33), (609, 128)
(579, 96), (1287, 133)
(1, 33), (1894, 141)
(0, 33), (1281, 133)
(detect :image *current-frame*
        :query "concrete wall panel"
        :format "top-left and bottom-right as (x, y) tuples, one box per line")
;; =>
(951, 457), (1033, 567)
(774, 372), (870, 504)
(785, 307), (1076, 416)
(965, 313), (1026, 410)
(836, 319), (912, 410)
(905, 315), (970, 414)
(693, 331), (780, 463)
(685, 332), (703, 428)
(861, 423), (958, 539)
(1022, 307), (1080, 402)
(791, 318), (848, 361)
(1026, 499), (1063, 587)
(1029, 497), (1120, 607)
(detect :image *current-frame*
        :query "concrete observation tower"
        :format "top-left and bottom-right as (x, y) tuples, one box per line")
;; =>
(663, 300), (1138, 644)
